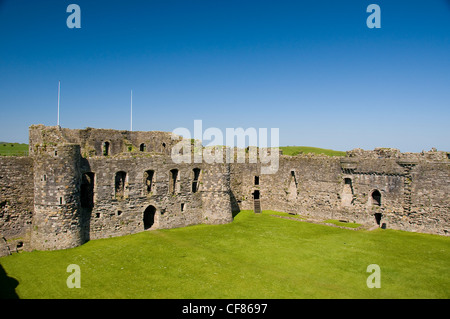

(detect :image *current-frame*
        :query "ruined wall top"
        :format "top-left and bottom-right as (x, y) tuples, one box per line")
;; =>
(346, 147), (449, 161)
(28, 125), (449, 163)
(29, 124), (183, 158)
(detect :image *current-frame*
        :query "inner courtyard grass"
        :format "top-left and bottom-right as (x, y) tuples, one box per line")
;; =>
(1, 210), (449, 299)
(323, 219), (362, 228)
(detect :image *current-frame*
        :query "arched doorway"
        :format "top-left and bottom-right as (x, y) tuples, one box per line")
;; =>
(143, 205), (156, 230)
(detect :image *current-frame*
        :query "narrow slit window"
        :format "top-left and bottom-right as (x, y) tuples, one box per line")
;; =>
(144, 170), (155, 194)
(192, 168), (201, 193)
(169, 169), (178, 194)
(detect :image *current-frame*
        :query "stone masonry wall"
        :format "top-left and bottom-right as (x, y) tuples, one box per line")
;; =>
(30, 144), (84, 251)
(408, 162), (450, 234)
(29, 125), (182, 157)
(0, 156), (34, 255)
(1, 125), (448, 256)
(232, 153), (449, 235)
(27, 125), (234, 249)
(81, 155), (211, 241)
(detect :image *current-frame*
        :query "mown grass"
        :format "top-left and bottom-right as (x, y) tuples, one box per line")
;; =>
(0, 210), (449, 299)
(280, 146), (346, 157)
(323, 219), (362, 228)
(0, 143), (346, 157)
(265, 210), (306, 219)
(0, 143), (28, 156)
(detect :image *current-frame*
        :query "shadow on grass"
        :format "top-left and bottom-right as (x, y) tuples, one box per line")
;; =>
(0, 264), (19, 299)
(232, 210), (241, 218)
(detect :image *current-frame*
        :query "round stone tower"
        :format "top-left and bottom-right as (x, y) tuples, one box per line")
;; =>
(30, 144), (84, 250)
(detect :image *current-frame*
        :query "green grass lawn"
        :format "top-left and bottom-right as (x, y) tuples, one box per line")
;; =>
(323, 219), (362, 228)
(1, 144), (344, 158)
(1, 210), (449, 299)
(280, 146), (346, 157)
(0, 142), (29, 156)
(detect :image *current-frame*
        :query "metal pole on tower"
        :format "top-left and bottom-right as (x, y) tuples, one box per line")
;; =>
(130, 89), (133, 131)
(57, 80), (60, 127)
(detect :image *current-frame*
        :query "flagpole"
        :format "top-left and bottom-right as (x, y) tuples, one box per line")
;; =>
(57, 80), (60, 127)
(130, 89), (133, 131)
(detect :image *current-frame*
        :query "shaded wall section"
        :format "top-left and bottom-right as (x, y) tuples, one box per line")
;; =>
(0, 156), (34, 254)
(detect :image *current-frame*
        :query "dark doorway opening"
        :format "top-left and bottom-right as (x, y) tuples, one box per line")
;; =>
(80, 172), (95, 209)
(371, 190), (381, 206)
(374, 212), (382, 226)
(341, 177), (354, 206)
(143, 205), (156, 230)
(253, 190), (261, 213)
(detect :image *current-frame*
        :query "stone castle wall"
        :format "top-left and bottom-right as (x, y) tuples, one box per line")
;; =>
(25, 125), (233, 251)
(0, 156), (34, 254)
(0, 125), (449, 256)
(80, 156), (228, 241)
(29, 124), (182, 157)
(231, 153), (449, 235)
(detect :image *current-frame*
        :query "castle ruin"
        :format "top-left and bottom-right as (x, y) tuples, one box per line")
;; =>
(0, 125), (449, 256)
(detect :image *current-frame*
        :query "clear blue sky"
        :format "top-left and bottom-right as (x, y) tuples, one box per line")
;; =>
(0, 0), (449, 152)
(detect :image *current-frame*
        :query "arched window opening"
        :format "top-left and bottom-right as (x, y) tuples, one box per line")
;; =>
(371, 190), (381, 206)
(103, 141), (110, 156)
